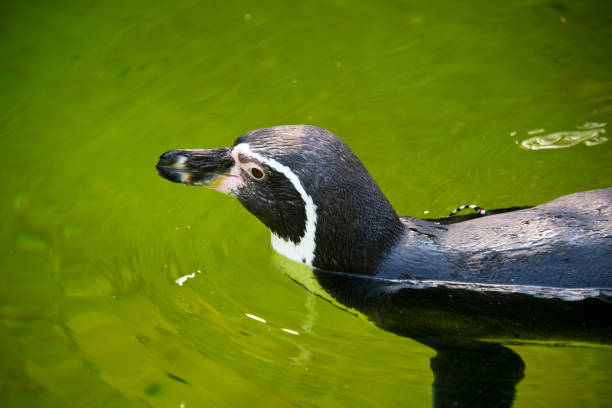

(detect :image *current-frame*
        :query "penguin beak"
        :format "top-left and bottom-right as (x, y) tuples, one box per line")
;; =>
(156, 147), (236, 187)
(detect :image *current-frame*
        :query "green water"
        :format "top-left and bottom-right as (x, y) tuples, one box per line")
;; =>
(1, 0), (611, 406)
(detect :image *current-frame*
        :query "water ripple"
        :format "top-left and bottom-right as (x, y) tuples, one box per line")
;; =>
(519, 122), (607, 150)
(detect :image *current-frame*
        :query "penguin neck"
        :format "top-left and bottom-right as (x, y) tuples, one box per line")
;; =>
(309, 178), (405, 275)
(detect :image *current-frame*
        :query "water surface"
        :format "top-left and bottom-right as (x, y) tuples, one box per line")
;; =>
(1, 0), (611, 407)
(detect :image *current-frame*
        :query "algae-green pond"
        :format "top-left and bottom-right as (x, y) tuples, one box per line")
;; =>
(1, 0), (611, 407)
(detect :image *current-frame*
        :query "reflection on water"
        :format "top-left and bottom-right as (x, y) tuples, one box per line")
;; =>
(244, 312), (301, 335)
(278, 255), (612, 408)
(385, 278), (612, 301)
(520, 122), (607, 150)
(175, 270), (201, 286)
(245, 313), (268, 323)
(2, 0), (612, 406)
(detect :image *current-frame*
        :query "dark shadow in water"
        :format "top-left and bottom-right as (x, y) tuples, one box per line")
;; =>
(310, 270), (611, 408)
(425, 338), (524, 408)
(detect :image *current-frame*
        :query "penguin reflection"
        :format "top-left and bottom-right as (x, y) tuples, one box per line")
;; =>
(311, 268), (609, 407)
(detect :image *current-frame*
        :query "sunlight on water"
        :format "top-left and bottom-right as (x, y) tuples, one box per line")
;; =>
(520, 122), (607, 150)
(1, 0), (611, 407)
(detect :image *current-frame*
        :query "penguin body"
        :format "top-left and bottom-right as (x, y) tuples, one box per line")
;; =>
(157, 125), (612, 292)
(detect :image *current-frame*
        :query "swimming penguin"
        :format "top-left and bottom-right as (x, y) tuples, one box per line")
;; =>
(156, 125), (612, 291)
(157, 125), (611, 408)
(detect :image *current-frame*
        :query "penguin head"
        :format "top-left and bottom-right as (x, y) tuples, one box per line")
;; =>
(157, 125), (403, 274)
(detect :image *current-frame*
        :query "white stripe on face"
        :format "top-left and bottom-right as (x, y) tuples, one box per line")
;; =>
(233, 143), (318, 266)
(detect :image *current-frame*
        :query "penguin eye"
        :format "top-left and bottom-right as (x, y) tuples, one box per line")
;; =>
(249, 166), (265, 180)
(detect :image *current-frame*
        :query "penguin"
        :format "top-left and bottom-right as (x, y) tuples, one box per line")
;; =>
(156, 124), (612, 291)
(156, 125), (612, 408)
